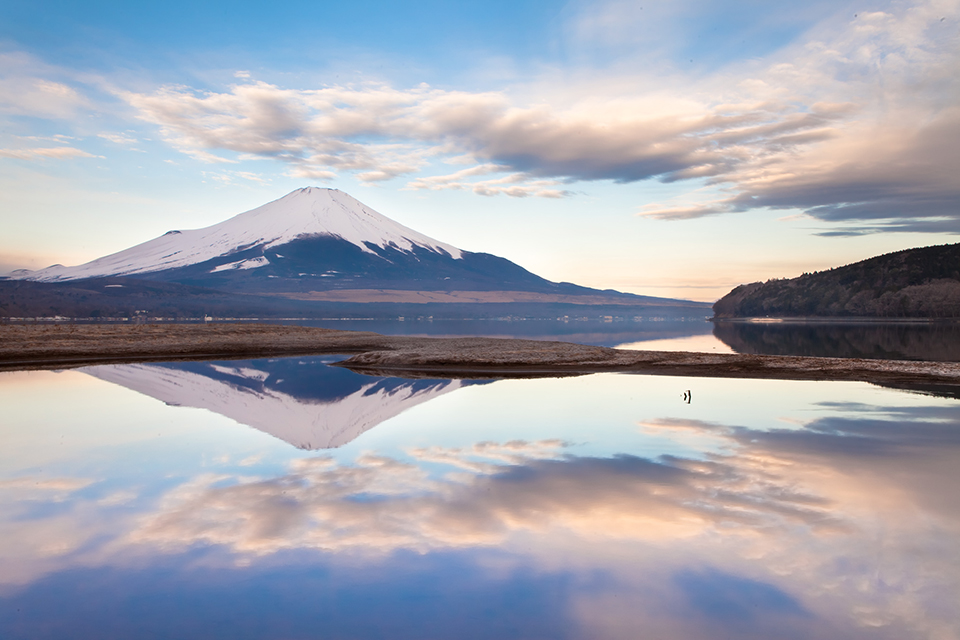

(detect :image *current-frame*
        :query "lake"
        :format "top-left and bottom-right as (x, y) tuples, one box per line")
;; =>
(259, 317), (960, 360)
(1, 356), (957, 639)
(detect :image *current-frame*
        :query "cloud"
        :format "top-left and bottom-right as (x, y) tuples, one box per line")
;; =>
(637, 1), (960, 230)
(0, 52), (90, 119)
(285, 166), (336, 180)
(405, 165), (573, 198)
(120, 81), (470, 181)
(109, 0), (958, 232)
(203, 169), (272, 186)
(0, 147), (97, 160)
(97, 132), (138, 146)
(120, 80), (824, 195)
(638, 197), (739, 220)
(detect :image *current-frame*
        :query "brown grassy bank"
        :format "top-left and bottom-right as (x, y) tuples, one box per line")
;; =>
(1, 323), (959, 393)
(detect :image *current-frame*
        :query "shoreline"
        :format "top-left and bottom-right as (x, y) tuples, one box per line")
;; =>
(712, 317), (960, 325)
(2, 323), (960, 392)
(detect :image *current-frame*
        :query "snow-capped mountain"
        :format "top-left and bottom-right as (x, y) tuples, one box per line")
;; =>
(3, 187), (712, 317)
(15, 188), (462, 283)
(11, 186), (592, 296)
(84, 357), (471, 450)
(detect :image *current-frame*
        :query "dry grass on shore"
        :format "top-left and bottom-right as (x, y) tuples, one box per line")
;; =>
(2, 323), (959, 393)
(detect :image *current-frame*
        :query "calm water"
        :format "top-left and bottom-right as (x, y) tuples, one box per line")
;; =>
(712, 320), (960, 361)
(20, 317), (960, 359)
(1, 357), (958, 639)
(271, 317), (960, 360)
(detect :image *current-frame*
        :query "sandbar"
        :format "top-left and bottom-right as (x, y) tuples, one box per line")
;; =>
(1, 323), (959, 394)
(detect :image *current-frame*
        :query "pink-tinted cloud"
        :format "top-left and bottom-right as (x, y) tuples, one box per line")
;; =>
(0, 147), (97, 160)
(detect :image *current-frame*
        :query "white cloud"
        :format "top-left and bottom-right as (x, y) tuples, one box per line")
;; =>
(638, 198), (738, 220)
(110, 0), (959, 232)
(404, 165), (571, 198)
(0, 147), (97, 160)
(0, 52), (91, 119)
(97, 132), (138, 146)
(285, 165), (336, 180)
(203, 169), (272, 185)
(0, 476), (94, 493)
(121, 80), (804, 192)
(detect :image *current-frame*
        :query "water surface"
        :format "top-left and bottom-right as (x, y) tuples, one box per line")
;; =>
(713, 319), (960, 361)
(0, 358), (957, 638)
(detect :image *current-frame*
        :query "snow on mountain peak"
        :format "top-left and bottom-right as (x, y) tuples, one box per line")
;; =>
(16, 187), (463, 282)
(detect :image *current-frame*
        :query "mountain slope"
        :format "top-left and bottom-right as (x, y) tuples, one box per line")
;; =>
(714, 244), (960, 319)
(137, 234), (585, 295)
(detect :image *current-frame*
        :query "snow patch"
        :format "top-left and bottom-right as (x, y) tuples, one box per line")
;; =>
(210, 256), (270, 273)
(209, 364), (270, 381)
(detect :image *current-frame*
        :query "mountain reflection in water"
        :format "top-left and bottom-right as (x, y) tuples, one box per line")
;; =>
(0, 365), (957, 639)
(84, 357), (480, 449)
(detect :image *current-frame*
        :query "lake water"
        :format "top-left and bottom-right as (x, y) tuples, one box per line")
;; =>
(1, 356), (958, 639)
(266, 317), (960, 360)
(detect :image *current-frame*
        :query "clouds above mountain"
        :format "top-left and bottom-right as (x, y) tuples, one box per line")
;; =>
(107, 0), (958, 231)
(121, 82), (852, 196)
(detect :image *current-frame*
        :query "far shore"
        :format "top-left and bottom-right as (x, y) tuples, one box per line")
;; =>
(713, 316), (960, 324)
(2, 323), (959, 394)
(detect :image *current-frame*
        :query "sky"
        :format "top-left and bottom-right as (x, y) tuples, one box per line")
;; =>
(0, 0), (957, 301)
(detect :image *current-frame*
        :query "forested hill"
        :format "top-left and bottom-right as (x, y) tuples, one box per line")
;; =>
(713, 244), (960, 319)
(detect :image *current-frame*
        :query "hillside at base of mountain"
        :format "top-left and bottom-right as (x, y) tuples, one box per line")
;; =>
(0, 277), (709, 321)
(713, 244), (960, 319)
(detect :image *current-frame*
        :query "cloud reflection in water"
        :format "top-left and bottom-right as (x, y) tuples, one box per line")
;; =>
(117, 401), (960, 638)
(0, 369), (958, 639)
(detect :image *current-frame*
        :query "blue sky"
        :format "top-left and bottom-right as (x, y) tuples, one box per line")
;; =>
(1, 0), (957, 299)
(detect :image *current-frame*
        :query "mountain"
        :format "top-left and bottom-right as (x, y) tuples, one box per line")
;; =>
(84, 356), (477, 449)
(713, 243), (960, 319)
(9, 187), (596, 296)
(16, 188), (461, 286)
(3, 187), (711, 319)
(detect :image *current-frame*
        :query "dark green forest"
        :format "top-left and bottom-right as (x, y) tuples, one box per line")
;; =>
(713, 243), (960, 318)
